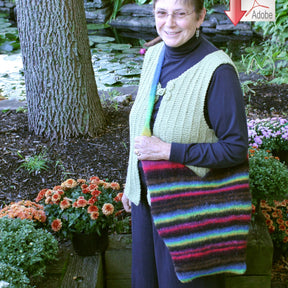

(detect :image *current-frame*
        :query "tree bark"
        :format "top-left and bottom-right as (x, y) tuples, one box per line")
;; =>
(15, 0), (106, 140)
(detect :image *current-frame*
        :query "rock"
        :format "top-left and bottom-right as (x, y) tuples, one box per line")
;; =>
(109, 4), (155, 31)
(109, 15), (155, 30)
(239, 72), (266, 83)
(119, 3), (153, 16)
(115, 94), (132, 105)
(237, 30), (254, 37)
(235, 23), (252, 31)
(216, 24), (236, 34)
(201, 20), (216, 28)
(85, 7), (112, 24)
(202, 27), (217, 35)
(84, 0), (110, 9)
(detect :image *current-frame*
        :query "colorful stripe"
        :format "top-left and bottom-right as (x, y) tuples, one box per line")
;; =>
(141, 47), (165, 137)
(141, 159), (251, 283)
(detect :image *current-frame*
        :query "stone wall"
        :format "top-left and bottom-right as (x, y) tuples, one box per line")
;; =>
(84, 0), (112, 24)
(0, 0), (255, 39)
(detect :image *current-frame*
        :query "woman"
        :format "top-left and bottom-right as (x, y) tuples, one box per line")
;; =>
(122, 0), (250, 287)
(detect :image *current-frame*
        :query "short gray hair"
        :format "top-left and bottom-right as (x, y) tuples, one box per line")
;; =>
(152, 0), (204, 16)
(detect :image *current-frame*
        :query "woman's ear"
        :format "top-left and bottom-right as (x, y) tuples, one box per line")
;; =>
(197, 8), (206, 28)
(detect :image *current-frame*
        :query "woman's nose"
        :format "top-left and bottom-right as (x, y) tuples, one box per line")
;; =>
(165, 14), (176, 26)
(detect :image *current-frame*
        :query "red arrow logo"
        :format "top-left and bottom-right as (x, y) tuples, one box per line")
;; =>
(225, 0), (247, 26)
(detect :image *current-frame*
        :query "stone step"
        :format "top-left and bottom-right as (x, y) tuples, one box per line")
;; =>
(61, 253), (103, 288)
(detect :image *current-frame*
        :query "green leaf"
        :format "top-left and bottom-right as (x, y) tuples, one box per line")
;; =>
(89, 35), (115, 44)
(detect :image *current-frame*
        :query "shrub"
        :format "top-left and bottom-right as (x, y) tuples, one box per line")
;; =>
(248, 148), (288, 205)
(0, 262), (30, 288)
(0, 217), (58, 285)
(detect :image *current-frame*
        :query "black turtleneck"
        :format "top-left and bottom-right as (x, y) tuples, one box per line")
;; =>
(160, 34), (217, 88)
(151, 35), (248, 168)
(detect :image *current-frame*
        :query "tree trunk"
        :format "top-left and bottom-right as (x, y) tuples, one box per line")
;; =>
(15, 0), (106, 140)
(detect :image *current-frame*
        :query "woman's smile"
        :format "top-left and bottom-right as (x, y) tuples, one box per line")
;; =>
(154, 0), (206, 47)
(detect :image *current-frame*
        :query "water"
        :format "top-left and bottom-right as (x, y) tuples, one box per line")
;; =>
(0, 26), (256, 102)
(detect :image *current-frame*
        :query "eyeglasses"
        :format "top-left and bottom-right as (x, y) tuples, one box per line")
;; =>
(154, 9), (194, 20)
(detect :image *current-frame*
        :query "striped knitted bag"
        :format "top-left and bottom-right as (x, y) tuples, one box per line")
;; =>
(141, 159), (251, 283)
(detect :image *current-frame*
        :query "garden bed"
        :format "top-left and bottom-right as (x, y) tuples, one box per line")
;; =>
(1, 83), (288, 285)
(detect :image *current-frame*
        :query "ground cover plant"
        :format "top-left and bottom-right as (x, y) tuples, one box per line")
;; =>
(0, 217), (58, 287)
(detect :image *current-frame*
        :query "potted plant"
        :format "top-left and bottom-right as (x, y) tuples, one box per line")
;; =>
(35, 177), (125, 255)
(243, 147), (288, 280)
(247, 117), (288, 163)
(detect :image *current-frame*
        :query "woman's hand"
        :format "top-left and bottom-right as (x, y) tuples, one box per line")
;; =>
(134, 136), (171, 161)
(122, 193), (131, 213)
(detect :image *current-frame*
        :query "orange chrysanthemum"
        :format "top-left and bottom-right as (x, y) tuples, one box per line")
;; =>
(82, 188), (90, 194)
(266, 219), (273, 226)
(45, 197), (52, 205)
(279, 224), (286, 231)
(114, 192), (123, 202)
(88, 205), (99, 213)
(45, 189), (53, 198)
(268, 225), (275, 233)
(110, 182), (120, 190)
(77, 198), (88, 208)
(88, 197), (97, 205)
(102, 203), (114, 216)
(81, 184), (88, 189)
(90, 211), (99, 220)
(61, 178), (78, 190)
(89, 184), (98, 190)
(103, 182), (110, 189)
(277, 218), (284, 225)
(91, 190), (101, 197)
(98, 180), (106, 186)
(34, 210), (47, 223)
(51, 192), (61, 203)
(51, 219), (62, 232)
(90, 176), (100, 184)
(35, 189), (48, 202)
(60, 198), (71, 210)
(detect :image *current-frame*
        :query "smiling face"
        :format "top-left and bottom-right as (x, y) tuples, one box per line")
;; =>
(154, 0), (206, 47)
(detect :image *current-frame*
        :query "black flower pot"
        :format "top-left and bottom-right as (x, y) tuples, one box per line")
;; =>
(72, 230), (109, 256)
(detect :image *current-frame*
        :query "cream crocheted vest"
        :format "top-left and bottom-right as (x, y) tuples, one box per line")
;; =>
(125, 42), (236, 205)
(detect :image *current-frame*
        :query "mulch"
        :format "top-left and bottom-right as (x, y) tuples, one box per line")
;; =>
(1, 83), (288, 285)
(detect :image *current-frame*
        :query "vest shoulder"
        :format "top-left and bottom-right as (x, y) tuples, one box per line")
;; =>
(146, 42), (164, 57)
